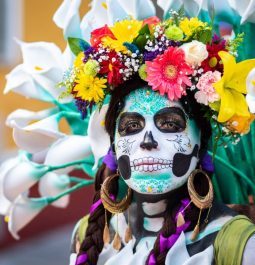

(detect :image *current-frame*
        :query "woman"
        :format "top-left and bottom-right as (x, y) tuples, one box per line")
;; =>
(62, 7), (255, 265)
(69, 78), (255, 265)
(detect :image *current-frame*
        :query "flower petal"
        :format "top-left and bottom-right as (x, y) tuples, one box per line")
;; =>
(88, 104), (110, 170)
(231, 90), (250, 117)
(8, 194), (48, 240)
(0, 157), (20, 215)
(3, 161), (49, 202)
(229, 59), (255, 94)
(44, 135), (92, 174)
(218, 51), (236, 82)
(39, 172), (70, 208)
(217, 89), (236, 122)
(53, 0), (82, 38)
(7, 112), (65, 154)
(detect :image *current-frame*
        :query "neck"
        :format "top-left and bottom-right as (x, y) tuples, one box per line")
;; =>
(129, 185), (187, 240)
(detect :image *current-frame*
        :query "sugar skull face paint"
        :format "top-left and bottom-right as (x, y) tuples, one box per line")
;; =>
(115, 88), (201, 194)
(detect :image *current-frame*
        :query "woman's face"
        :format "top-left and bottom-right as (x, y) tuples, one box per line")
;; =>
(115, 87), (201, 194)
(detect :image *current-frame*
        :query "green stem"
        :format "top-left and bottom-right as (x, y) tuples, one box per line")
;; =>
(31, 179), (95, 205)
(208, 151), (255, 189)
(47, 159), (88, 171)
(69, 176), (90, 183)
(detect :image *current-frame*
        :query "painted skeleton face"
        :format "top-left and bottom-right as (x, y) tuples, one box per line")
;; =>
(115, 87), (201, 194)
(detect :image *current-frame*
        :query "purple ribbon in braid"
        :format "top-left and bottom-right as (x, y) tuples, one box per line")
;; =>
(103, 149), (117, 171)
(148, 198), (191, 264)
(75, 253), (87, 265)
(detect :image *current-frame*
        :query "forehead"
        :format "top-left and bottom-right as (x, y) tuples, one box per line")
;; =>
(123, 87), (183, 115)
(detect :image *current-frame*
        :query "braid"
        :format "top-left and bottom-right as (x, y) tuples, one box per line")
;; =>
(77, 164), (118, 265)
(146, 173), (213, 265)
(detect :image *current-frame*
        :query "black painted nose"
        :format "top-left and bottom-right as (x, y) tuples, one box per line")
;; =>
(140, 131), (158, 150)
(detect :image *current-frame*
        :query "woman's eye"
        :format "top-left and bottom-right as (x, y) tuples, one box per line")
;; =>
(161, 121), (180, 130)
(118, 113), (145, 136)
(126, 121), (141, 132)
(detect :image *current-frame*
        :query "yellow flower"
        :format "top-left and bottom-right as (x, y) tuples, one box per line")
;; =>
(73, 71), (107, 103)
(213, 51), (255, 122)
(102, 19), (143, 52)
(74, 52), (85, 68)
(226, 114), (255, 134)
(179, 18), (206, 37)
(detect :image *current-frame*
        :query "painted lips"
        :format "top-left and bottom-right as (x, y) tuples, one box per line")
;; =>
(130, 157), (172, 172)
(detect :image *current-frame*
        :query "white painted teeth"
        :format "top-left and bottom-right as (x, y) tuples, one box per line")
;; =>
(130, 157), (173, 172)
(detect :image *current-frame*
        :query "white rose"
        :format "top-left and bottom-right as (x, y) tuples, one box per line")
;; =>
(180, 40), (208, 67)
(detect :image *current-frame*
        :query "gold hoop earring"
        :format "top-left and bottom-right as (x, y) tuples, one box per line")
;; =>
(187, 169), (214, 240)
(100, 173), (133, 249)
(101, 174), (132, 214)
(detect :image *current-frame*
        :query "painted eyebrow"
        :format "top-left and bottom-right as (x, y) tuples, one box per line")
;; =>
(154, 107), (186, 120)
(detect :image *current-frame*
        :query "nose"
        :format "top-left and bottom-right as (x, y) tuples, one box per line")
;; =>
(140, 131), (158, 150)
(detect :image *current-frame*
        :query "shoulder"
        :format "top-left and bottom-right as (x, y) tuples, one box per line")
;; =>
(214, 215), (255, 265)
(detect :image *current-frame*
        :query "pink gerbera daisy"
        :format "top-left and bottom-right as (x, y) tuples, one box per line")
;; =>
(146, 47), (193, 101)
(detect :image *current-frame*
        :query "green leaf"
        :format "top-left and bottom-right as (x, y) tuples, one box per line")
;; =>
(68, 37), (90, 56)
(198, 28), (212, 44)
(139, 24), (150, 35)
(133, 35), (148, 51)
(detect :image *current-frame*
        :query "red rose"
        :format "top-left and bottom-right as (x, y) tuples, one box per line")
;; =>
(90, 25), (116, 47)
(143, 16), (161, 26)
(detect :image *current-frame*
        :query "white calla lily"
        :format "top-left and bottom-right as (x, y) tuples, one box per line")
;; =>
(4, 41), (71, 103)
(227, 0), (255, 24)
(3, 160), (49, 202)
(6, 111), (65, 154)
(39, 172), (70, 208)
(53, 0), (82, 38)
(0, 157), (20, 215)
(88, 105), (110, 170)
(120, 0), (156, 20)
(44, 135), (92, 174)
(157, 0), (206, 18)
(246, 68), (255, 113)
(8, 194), (48, 240)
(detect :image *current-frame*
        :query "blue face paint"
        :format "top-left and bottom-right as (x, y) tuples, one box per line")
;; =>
(115, 87), (201, 195)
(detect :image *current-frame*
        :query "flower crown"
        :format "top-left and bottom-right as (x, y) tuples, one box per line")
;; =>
(61, 12), (255, 147)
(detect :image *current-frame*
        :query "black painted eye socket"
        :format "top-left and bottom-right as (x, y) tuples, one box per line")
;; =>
(154, 107), (186, 133)
(118, 112), (145, 136)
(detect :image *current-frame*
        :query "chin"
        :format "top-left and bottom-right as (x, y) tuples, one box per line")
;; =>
(126, 172), (188, 194)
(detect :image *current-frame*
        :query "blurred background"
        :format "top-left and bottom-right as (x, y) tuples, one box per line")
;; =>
(0, 1), (94, 264)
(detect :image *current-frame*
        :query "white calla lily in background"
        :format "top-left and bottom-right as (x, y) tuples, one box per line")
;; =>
(8, 194), (48, 240)
(44, 135), (92, 174)
(0, 157), (20, 215)
(6, 111), (65, 154)
(227, 0), (255, 24)
(4, 41), (71, 103)
(88, 105), (110, 170)
(53, 0), (82, 38)
(246, 68), (255, 113)
(3, 160), (49, 202)
(39, 172), (70, 208)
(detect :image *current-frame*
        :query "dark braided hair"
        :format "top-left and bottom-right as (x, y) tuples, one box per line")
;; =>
(78, 75), (212, 265)
(77, 164), (118, 265)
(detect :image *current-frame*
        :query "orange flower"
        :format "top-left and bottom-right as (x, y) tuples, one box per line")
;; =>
(226, 114), (255, 134)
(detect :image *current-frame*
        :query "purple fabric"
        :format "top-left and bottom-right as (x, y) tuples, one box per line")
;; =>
(201, 152), (214, 172)
(89, 194), (116, 214)
(75, 254), (88, 265)
(148, 253), (156, 265)
(159, 222), (190, 253)
(90, 199), (102, 214)
(174, 198), (190, 222)
(103, 149), (117, 171)
(159, 198), (191, 253)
